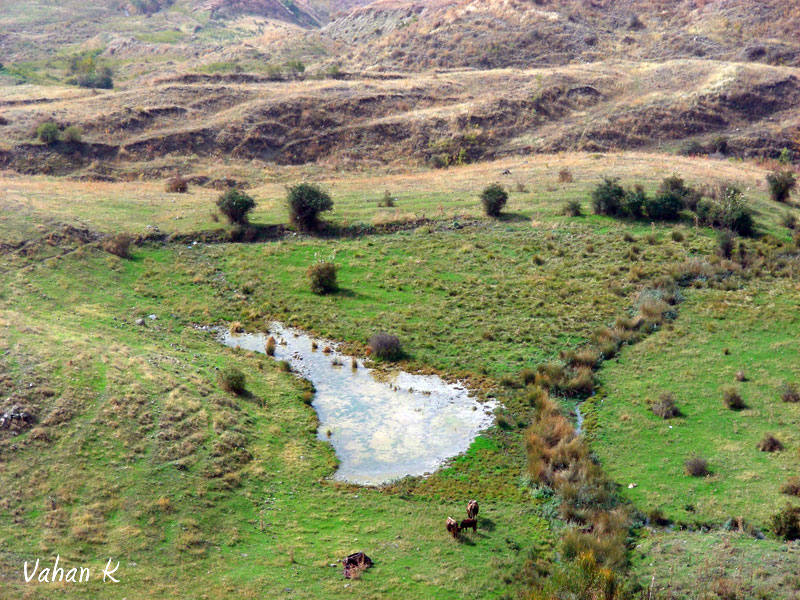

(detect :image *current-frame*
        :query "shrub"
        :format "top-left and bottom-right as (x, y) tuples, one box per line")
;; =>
(646, 191), (683, 221)
(697, 185), (754, 236)
(307, 260), (338, 294)
(563, 199), (582, 217)
(558, 168), (574, 183)
(671, 228), (685, 242)
(651, 392), (679, 419)
(36, 121), (60, 144)
(710, 136), (729, 155)
(757, 435), (784, 452)
(265, 336), (276, 356)
(62, 125), (82, 144)
(722, 386), (746, 410)
(781, 382), (800, 403)
(102, 233), (132, 258)
(218, 367), (246, 395)
(166, 175), (188, 193)
(717, 230), (735, 259)
(770, 504), (800, 540)
(679, 140), (705, 156)
(685, 456), (709, 477)
(621, 185), (647, 218)
(591, 178), (625, 216)
(286, 183), (333, 230)
(766, 169), (796, 203)
(368, 333), (403, 361)
(378, 190), (395, 207)
(780, 477), (800, 497)
(480, 183), (508, 217)
(658, 175), (701, 211)
(217, 189), (256, 225)
(782, 211), (798, 230)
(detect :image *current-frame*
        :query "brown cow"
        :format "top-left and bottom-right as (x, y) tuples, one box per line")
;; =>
(467, 500), (479, 520)
(460, 518), (477, 533)
(446, 517), (460, 539)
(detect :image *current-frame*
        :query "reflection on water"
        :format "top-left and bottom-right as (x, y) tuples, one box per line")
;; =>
(217, 323), (496, 486)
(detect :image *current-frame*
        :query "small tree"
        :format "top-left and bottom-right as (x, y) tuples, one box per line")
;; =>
(286, 183), (333, 231)
(217, 189), (256, 225)
(36, 121), (60, 144)
(480, 183), (508, 217)
(591, 178), (625, 216)
(766, 169), (797, 203)
(307, 260), (338, 294)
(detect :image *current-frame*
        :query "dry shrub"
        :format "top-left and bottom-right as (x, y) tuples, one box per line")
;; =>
(102, 233), (132, 258)
(564, 366), (596, 398)
(781, 382), (800, 403)
(735, 370), (747, 382)
(560, 530), (628, 571)
(780, 477), (800, 497)
(558, 168), (574, 183)
(265, 336), (276, 356)
(685, 456), (709, 477)
(563, 199), (582, 216)
(307, 260), (338, 294)
(368, 333), (403, 361)
(651, 392), (679, 419)
(165, 175), (188, 193)
(722, 386), (746, 410)
(229, 321), (244, 334)
(638, 297), (670, 322)
(562, 348), (600, 369)
(757, 434), (784, 452)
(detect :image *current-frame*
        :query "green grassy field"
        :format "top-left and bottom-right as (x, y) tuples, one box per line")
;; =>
(1, 153), (799, 598)
(591, 279), (800, 524)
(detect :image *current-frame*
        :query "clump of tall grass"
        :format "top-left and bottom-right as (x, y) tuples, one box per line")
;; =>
(651, 392), (679, 419)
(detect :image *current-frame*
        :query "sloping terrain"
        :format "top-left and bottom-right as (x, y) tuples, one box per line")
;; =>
(325, 0), (800, 71)
(1, 60), (798, 177)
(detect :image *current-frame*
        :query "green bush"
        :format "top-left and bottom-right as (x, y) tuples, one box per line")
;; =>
(307, 260), (338, 294)
(286, 183), (333, 231)
(658, 175), (701, 211)
(217, 189), (256, 225)
(62, 125), (82, 144)
(717, 230), (735, 259)
(562, 199), (582, 217)
(36, 121), (60, 144)
(480, 183), (508, 217)
(679, 140), (705, 156)
(770, 504), (800, 540)
(696, 185), (754, 236)
(766, 169), (797, 203)
(591, 178), (625, 216)
(218, 366), (246, 395)
(621, 185), (646, 218)
(646, 191), (682, 221)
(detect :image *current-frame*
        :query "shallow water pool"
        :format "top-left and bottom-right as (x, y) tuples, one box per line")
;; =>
(217, 323), (496, 486)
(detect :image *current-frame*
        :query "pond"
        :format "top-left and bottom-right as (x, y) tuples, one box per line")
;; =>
(216, 323), (496, 486)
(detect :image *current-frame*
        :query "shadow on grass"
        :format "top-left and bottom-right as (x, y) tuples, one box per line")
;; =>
(479, 516), (496, 532)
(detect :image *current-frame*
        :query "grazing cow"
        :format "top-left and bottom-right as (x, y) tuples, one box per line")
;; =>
(460, 518), (477, 533)
(467, 500), (479, 519)
(446, 517), (460, 539)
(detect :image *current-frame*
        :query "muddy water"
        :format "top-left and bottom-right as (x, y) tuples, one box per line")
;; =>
(217, 323), (497, 486)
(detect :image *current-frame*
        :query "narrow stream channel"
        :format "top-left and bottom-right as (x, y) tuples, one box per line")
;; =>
(216, 323), (497, 486)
